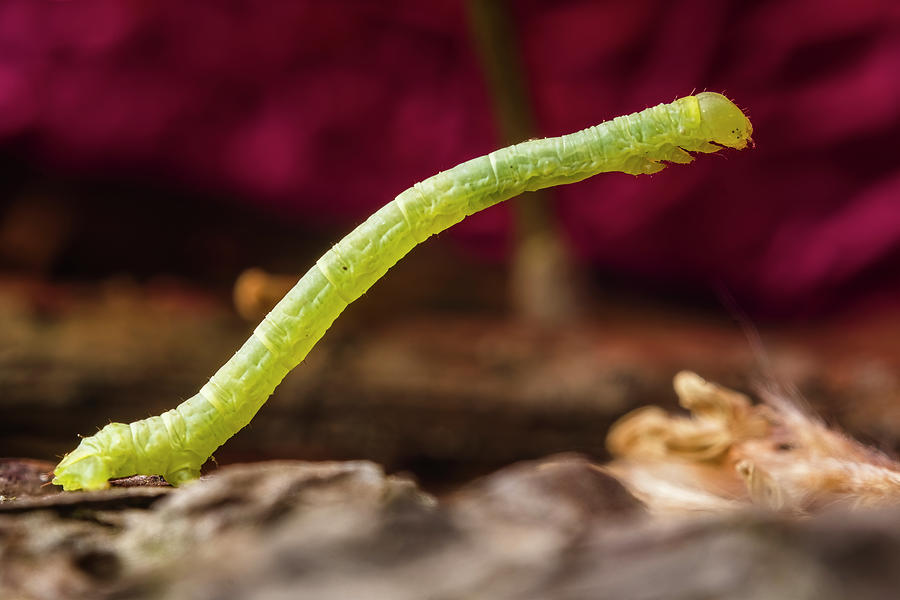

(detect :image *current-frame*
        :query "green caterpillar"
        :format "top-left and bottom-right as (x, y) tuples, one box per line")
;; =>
(53, 92), (753, 491)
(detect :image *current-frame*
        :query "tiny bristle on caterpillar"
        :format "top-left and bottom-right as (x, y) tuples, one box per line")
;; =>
(53, 93), (753, 491)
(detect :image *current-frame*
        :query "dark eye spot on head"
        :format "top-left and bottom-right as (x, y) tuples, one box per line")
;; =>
(775, 442), (794, 452)
(342, 266), (347, 271)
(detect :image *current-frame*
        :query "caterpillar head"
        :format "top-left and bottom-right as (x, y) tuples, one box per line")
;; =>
(696, 92), (753, 149)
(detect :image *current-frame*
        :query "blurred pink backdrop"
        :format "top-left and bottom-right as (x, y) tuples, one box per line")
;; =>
(1, 0), (899, 316)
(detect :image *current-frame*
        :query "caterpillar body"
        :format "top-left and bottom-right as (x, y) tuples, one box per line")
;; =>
(53, 92), (753, 491)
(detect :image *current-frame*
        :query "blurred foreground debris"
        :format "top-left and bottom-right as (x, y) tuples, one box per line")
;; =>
(4, 457), (900, 599)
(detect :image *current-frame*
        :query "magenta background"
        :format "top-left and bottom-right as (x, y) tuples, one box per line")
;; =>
(1, 0), (899, 316)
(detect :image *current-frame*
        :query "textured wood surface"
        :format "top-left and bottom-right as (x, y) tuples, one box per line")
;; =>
(4, 456), (900, 599)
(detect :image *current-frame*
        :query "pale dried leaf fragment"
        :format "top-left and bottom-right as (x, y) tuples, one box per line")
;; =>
(606, 371), (900, 515)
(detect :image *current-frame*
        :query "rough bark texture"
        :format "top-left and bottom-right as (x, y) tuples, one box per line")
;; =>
(4, 457), (900, 599)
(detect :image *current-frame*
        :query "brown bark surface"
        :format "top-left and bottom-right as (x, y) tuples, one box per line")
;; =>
(4, 457), (900, 599)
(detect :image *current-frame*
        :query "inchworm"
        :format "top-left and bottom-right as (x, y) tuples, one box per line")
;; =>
(53, 92), (753, 491)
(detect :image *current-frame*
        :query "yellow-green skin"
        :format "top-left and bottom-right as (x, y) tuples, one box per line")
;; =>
(53, 92), (752, 490)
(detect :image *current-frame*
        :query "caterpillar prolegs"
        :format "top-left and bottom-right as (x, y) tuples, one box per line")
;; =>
(53, 92), (753, 491)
